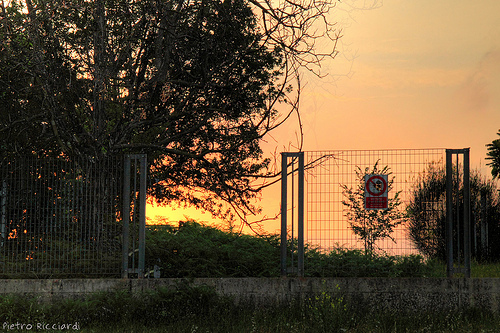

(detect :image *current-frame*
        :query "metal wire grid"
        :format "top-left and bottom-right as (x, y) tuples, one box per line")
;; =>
(304, 149), (447, 255)
(0, 155), (123, 277)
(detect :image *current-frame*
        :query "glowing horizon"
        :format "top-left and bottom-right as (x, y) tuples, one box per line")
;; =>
(147, 1), (500, 250)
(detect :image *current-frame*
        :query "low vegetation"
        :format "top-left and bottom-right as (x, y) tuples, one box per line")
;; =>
(3, 219), (499, 279)
(2, 220), (500, 331)
(146, 220), (281, 277)
(1, 284), (499, 332)
(146, 219), (446, 278)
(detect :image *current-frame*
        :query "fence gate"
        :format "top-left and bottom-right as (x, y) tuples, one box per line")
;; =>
(122, 154), (147, 278)
(280, 148), (472, 277)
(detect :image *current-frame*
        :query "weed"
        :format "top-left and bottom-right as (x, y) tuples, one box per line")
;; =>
(1, 286), (500, 332)
(303, 283), (349, 332)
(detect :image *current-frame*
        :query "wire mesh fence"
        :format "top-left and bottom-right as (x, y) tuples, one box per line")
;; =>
(0, 154), (123, 278)
(303, 149), (448, 255)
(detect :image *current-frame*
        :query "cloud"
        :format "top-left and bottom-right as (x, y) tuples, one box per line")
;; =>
(454, 49), (500, 113)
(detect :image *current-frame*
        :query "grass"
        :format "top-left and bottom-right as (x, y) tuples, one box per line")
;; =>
(471, 261), (500, 277)
(421, 259), (500, 278)
(1, 285), (499, 333)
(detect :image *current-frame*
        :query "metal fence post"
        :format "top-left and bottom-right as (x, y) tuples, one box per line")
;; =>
(280, 152), (305, 277)
(122, 155), (131, 278)
(122, 154), (147, 279)
(297, 152), (304, 277)
(445, 148), (471, 278)
(280, 153), (287, 277)
(463, 148), (471, 278)
(446, 150), (453, 278)
(138, 154), (147, 278)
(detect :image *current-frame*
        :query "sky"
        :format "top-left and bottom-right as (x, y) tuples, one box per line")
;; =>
(148, 0), (500, 231)
(281, 0), (500, 158)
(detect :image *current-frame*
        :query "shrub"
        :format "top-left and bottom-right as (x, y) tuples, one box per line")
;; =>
(341, 162), (406, 254)
(145, 219), (432, 278)
(407, 163), (500, 261)
(145, 220), (280, 277)
(305, 246), (430, 277)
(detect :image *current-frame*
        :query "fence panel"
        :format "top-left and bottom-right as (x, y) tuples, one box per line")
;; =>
(0, 155), (123, 278)
(304, 149), (447, 255)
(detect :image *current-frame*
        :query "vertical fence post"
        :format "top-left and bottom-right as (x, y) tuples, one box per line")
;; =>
(122, 155), (131, 278)
(280, 153), (288, 277)
(463, 148), (471, 278)
(446, 150), (453, 278)
(122, 154), (147, 279)
(138, 154), (147, 278)
(297, 152), (305, 277)
(280, 152), (305, 277)
(445, 148), (471, 278)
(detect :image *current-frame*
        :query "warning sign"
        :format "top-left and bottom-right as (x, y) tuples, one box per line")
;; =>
(364, 174), (388, 210)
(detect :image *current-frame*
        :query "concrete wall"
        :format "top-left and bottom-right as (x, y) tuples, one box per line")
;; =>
(1, 278), (499, 313)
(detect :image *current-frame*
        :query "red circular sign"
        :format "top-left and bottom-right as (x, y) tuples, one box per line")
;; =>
(366, 175), (387, 196)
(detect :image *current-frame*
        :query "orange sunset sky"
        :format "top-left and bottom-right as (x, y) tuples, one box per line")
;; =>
(148, 0), (500, 232)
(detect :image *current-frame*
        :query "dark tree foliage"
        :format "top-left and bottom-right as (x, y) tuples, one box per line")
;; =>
(407, 163), (500, 261)
(0, 0), (344, 223)
(406, 163), (447, 259)
(486, 129), (500, 179)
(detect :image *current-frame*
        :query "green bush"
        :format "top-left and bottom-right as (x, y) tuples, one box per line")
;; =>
(145, 219), (436, 278)
(305, 247), (432, 277)
(146, 220), (280, 277)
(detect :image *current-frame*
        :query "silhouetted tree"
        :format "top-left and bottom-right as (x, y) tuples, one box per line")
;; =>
(486, 129), (500, 179)
(0, 0), (342, 223)
(407, 163), (500, 261)
(341, 162), (406, 254)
